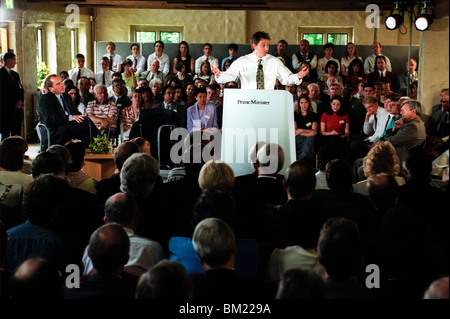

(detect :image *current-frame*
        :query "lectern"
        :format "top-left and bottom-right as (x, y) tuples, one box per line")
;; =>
(220, 89), (296, 177)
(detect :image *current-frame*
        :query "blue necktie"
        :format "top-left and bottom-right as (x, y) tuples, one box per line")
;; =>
(60, 95), (71, 115)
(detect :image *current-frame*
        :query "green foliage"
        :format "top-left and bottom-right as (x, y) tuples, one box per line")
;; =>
(88, 135), (113, 154)
(37, 61), (49, 87)
(303, 33), (323, 46)
(161, 32), (180, 43)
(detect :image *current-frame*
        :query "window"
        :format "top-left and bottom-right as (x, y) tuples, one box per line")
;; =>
(70, 29), (77, 62)
(327, 33), (348, 45)
(37, 28), (44, 63)
(303, 33), (323, 46)
(136, 31), (156, 43)
(298, 27), (353, 45)
(131, 25), (183, 44)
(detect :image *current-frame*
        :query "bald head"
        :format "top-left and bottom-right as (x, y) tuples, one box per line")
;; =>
(424, 277), (449, 299)
(10, 258), (63, 299)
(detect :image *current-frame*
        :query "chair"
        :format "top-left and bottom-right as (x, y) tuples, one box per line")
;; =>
(168, 236), (260, 279)
(129, 108), (180, 165)
(36, 122), (51, 152)
(157, 124), (179, 169)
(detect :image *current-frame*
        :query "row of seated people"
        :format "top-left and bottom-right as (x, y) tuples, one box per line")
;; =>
(63, 39), (416, 101)
(0, 134), (448, 299)
(41, 63), (448, 175)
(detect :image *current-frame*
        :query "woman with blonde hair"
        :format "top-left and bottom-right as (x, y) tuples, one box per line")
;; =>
(198, 160), (234, 195)
(353, 141), (405, 195)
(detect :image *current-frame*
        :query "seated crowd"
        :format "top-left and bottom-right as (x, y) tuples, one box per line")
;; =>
(1, 38), (448, 300)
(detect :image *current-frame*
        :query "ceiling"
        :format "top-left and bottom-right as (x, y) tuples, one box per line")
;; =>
(25, 0), (408, 11)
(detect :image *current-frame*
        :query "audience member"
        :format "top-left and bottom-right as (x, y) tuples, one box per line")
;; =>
(121, 58), (138, 91)
(5, 175), (68, 272)
(95, 56), (114, 87)
(68, 54), (94, 85)
(173, 41), (195, 75)
(317, 43), (340, 78)
(103, 41), (122, 73)
(398, 58), (419, 96)
(221, 43), (239, 71)
(186, 87), (219, 133)
(195, 43), (219, 75)
(96, 141), (140, 204)
(426, 91), (449, 156)
(368, 56), (399, 92)
(64, 140), (98, 195)
(198, 160), (234, 195)
(275, 268), (327, 299)
(136, 260), (193, 299)
(294, 94), (318, 162)
(340, 42), (363, 77)
(126, 43), (146, 74)
(147, 41), (170, 77)
(353, 141), (405, 195)
(9, 257), (65, 299)
(292, 39), (318, 81)
(65, 223), (136, 299)
(364, 42), (392, 74)
(264, 160), (327, 281)
(0, 136), (33, 206)
(86, 84), (118, 136)
(37, 74), (99, 147)
(383, 99), (426, 162)
(142, 58), (165, 84)
(192, 217), (257, 299)
(313, 159), (376, 241)
(318, 217), (377, 299)
(82, 192), (164, 277)
(423, 277), (449, 299)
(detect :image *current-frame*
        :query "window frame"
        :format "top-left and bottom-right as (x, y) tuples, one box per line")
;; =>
(130, 25), (183, 43)
(298, 27), (354, 45)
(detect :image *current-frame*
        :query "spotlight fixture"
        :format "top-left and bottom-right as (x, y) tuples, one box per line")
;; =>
(415, 2), (434, 31)
(385, 3), (404, 30)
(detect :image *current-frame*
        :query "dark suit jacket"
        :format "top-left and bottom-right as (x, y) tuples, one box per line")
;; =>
(0, 66), (24, 135)
(37, 92), (81, 145)
(368, 70), (399, 92)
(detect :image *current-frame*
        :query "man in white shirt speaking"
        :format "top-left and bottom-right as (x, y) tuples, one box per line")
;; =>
(212, 31), (309, 90)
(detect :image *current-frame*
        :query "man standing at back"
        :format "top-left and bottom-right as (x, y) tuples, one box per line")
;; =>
(0, 52), (24, 139)
(212, 31), (309, 90)
(364, 42), (392, 74)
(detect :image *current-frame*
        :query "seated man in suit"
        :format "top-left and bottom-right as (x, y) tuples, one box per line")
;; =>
(192, 217), (257, 299)
(368, 56), (399, 92)
(153, 85), (183, 114)
(37, 74), (99, 147)
(141, 59), (165, 84)
(426, 91), (449, 156)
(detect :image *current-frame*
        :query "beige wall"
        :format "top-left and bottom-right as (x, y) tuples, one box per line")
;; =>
(93, 8), (421, 46)
(1, 5), (448, 141)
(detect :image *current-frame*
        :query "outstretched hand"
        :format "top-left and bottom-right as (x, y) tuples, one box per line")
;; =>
(297, 64), (309, 80)
(211, 61), (221, 78)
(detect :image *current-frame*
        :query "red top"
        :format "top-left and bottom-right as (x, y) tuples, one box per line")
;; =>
(321, 112), (350, 135)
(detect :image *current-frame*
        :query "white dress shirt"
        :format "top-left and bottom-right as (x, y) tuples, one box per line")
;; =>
(94, 69), (114, 87)
(68, 67), (94, 85)
(363, 106), (389, 142)
(195, 55), (219, 75)
(126, 54), (147, 74)
(147, 52), (170, 77)
(215, 52), (303, 90)
(103, 53), (123, 73)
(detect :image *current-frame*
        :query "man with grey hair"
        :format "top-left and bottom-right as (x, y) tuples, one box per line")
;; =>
(120, 153), (166, 246)
(383, 99), (426, 161)
(141, 59), (165, 84)
(192, 217), (256, 299)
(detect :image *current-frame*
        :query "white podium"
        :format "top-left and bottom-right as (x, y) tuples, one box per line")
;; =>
(220, 89), (296, 177)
